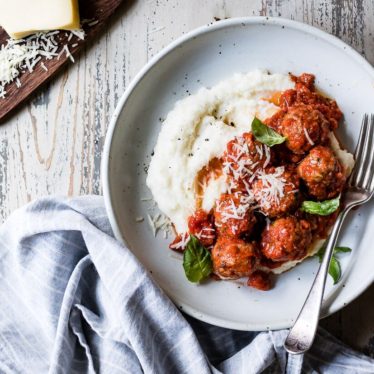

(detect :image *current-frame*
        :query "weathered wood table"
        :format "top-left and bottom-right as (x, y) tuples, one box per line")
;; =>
(1, 0), (373, 355)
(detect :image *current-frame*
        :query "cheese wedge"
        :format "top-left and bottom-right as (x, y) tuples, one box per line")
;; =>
(0, 0), (80, 39)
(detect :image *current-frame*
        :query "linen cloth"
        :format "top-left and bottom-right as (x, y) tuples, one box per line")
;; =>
(0, 196), (373, 374)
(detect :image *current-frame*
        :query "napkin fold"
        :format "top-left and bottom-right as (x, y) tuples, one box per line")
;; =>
(0, 196), (372, 374)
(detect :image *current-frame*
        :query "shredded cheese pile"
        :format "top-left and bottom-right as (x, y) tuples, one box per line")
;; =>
(222, 136), (271, 185)
(0, 29), (86, 98)
(215, 195), (249, 223)
(147, 213), (173, 238)
(215, 136), (292, 229)
(254, 166), (294, 211)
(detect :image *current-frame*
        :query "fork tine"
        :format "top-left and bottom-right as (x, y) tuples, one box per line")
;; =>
(362, 114), (374, 189)
(362, 114), (374, 190)
(350, 114), (369, 186)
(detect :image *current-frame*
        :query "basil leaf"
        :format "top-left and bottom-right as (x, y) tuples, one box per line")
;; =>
(333, 246), (352, 254)
(328, 256), (341, 285)
(301, 197), (340, 216)
(251, 117), (286, 147)
(183, 235), (212, 283)
(315, 246), (351, 284)
(316, 246), (352, 260)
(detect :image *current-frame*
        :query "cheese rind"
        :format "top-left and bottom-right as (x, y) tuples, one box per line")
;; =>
(0, 0), (80, 39)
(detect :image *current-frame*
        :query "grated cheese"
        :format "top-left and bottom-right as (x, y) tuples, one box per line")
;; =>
(303, 127), (314, 146)
(70, 29), (85, 40)
(141, 197), (153, 201)
(222, 135), (270, 182)
(63, 45), (74, 62)
(88, 20), (99, 27)
(146, 212), (173, 238)
(0, 29), (85, 98)
(195, 226), (215, 240)
(215, 193), (253, 224)
(264, 145), (271, 168)
(147, 214), (156, 237)
(169, 232), (190, 250)
(254, 167), (294, 211)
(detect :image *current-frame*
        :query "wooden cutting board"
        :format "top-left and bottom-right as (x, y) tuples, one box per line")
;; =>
(0, 0), (125, 123)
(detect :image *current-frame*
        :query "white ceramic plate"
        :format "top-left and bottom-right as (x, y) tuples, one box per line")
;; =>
(102, 17), (374, 331)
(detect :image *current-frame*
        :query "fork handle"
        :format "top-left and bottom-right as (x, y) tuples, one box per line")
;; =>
(284, 206), (352, 354)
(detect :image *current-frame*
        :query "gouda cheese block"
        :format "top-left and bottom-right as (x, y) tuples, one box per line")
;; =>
(0, 0), (80, 39)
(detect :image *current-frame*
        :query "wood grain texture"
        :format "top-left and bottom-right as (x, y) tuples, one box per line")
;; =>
(0, 0), (373, 355)
(0, 0), (125, 122)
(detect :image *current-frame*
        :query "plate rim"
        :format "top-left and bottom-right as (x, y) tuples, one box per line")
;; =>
(102, 16), (374, 331)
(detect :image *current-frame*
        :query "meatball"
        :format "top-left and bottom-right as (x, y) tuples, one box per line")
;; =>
(279, 105), (330, 154)
(212, 237), (257, 279)
(188, 209), (216, 247)
(261, 216), (312, 262)
(214, 193), (256, 237)
(252, 166), (300, 218)
(247, 270), (272, 291)
(289, 73), (343, 130)
(222, 132), (272, 182)
(297, 146), (346, 200)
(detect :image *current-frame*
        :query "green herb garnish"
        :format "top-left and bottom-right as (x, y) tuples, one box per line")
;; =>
(251, 117), (286, 147)
(183, 235), (213, 283)
(301, 197), (340, 216)
(316, 246), (352, 284)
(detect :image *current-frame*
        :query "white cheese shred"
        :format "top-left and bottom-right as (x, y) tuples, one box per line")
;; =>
(146, 212), (172, 238)
(88, 20), (99, 27)
(303, 127), (315, 146)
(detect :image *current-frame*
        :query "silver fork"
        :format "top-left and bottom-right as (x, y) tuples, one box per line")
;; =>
(284, 114), (374, 355)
